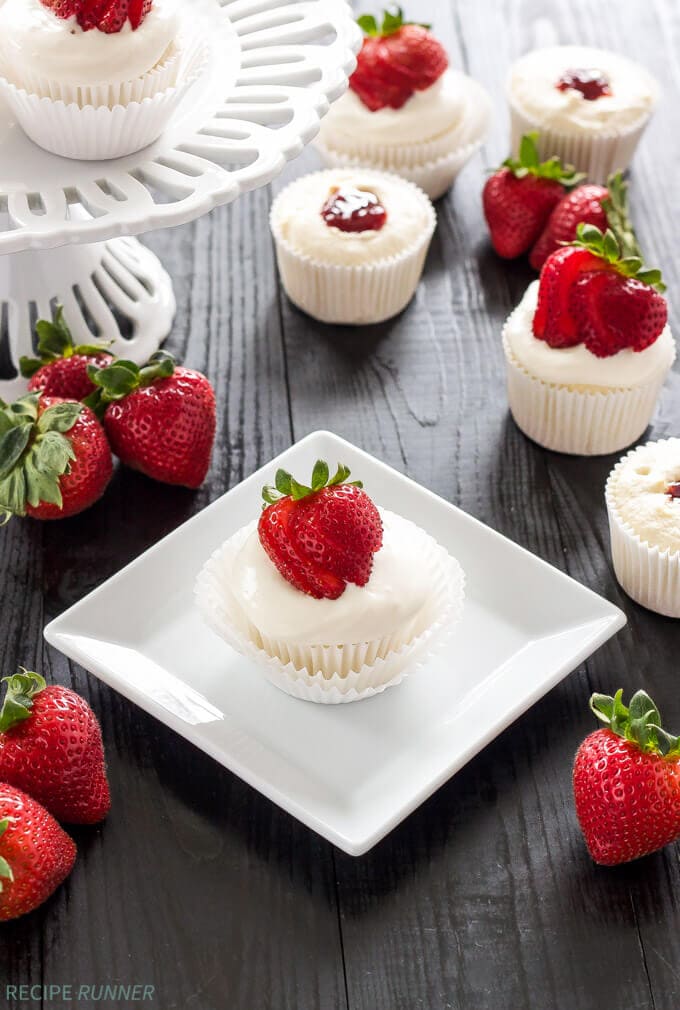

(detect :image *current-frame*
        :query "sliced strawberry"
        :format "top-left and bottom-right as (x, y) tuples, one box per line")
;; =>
(43, 0), (153, 32)
(258, 462), (383, 600)
(570, 271), (668, 358)
(483, 133), (583, 259)
(532, 246), (606, 347)
(40, 0), (81, 18)
(350, 10), (448, 111)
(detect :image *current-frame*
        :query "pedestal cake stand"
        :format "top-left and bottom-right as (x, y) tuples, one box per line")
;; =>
(0, 0), (360, 399)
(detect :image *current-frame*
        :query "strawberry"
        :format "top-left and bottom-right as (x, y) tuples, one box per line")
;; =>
(574, 689), (680, 865)
(0, 784), (76, 921)
(20, 305), (113, 401)
(0, 670), (110, 825)
(529, 173), (638, 271)
(483, 133), (583, 259)
(41, 0), (152, 32)
(0, 393), (112, 521)
(533, 224), (667, 356)
(86, 351), (216, 489)
(258, 461), (383, 600)
(350, 9), (448, 112)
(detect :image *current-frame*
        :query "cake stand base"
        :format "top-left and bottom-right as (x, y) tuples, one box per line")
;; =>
(0, 237), (176, 401)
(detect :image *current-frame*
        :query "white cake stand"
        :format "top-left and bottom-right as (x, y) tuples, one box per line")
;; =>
(0, 0), (360, 399)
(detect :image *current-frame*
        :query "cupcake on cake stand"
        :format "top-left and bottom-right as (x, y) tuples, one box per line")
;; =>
(0, 0), (360, 399)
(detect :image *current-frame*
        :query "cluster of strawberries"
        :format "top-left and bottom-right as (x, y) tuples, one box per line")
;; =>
(0, 670), (109, 920)
(483, 132), (667, 358)
(0, 308), (216, 523)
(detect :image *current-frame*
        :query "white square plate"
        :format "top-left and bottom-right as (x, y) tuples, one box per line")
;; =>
(45, 431), (626, 855)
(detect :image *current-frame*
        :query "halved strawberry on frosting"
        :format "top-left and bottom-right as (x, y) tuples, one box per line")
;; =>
(40, 0), (153, 32)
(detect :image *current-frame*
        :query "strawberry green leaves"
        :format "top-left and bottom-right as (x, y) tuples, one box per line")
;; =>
(503, 132), (584, 186)
(0, 819), (13, 894)
(85, 351), (176, 414)
(0, 670), (46, 734)
(19, 305), (112, 379)
(601, 171), (641, 261)
(574, 223), (666, 291)
(590, 689), (680, 759)
(0, 395), (81, 521)
(357, 7), (429, 36)
(262, 460), (363, 506)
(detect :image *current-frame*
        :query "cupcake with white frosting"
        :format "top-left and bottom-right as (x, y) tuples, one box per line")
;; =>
(0, 0), (207, 159)
(270, 168), (436, 325)
(315, 9), (491, 200)
(606, 439), (680, 618)
(503, 224), (674, 455)
(196, 460), (465, 703)
(507, 46), (659, 183)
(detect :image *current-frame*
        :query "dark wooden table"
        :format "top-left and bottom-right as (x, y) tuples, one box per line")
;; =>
(3, 1), (680, 1007)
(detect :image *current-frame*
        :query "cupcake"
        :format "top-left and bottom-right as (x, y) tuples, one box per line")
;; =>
(606, 439), (680, 617)
(502, 224), (675, 456)
(270, 168), (436, 325)
(0, 0), (206, 160)
(314, 9), (491, 200)
(507, 46), (660, 184)
(195, 460), (465, 704)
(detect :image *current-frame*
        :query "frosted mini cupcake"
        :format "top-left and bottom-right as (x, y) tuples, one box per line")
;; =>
(270, 169), (436, 325)
(315, 9), (491, 200)
(503, 225), (675, 455)
(196, 460), (465, 703)
(507, 46), (659, 183)
(0, 0), (207, 159)
(606, 439), (680, 617)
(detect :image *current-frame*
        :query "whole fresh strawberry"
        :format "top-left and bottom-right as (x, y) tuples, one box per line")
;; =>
(0, 393), (113, 521)
(533, 223), (667, 356)
(350, 9), (448, 112)
(41, 0), (152, 33)
(19, 305), (113, 402)
(483, 133), (583, 259)
(86, 351), (216, 489)
(259, 461), (383, 599)
(0, 670), (110, 825)
(529, 172), (638, 271)
(0, 783), (76, 921)
(574, 689), (680, 865)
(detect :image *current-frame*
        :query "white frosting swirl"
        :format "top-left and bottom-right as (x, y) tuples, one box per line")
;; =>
(325, 70), (466, 145)
(271, 169), (433, 267)
(505, 281), (675, 389)
(230, 510), (435, 645)
(508, 46), (659, 134)
(608, 439), (680, 555)
(0, 0), (179, 87)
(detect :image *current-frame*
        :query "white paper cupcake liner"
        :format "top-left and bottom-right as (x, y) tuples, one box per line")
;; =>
(0, 32), (208, 160)
(195, 512), (465, 704)
(270, 170), (436, 325)
(606, 442), (680, 618)
(502, 326), (675, 456)
(314, 75), (492, 200)
(508, 96), (653, 185)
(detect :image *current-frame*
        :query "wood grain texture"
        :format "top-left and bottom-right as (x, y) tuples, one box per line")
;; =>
(1, 0), (680, 1007)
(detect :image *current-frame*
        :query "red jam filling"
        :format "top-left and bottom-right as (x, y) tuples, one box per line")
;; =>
(556, 68), (612, 101)
(321, 186), (387, 233)
(666, 482), (680, 499)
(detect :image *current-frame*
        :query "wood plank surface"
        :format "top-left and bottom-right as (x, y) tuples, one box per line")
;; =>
(2, 0), (680, 1008)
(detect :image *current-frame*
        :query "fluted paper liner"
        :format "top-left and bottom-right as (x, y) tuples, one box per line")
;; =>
(502, 314), (675, 456)
(315, 74), (492, 200)
(507, 85), (657, 185)
(270, 170), (436, 325)
(0, 32), (208, 160)
(606, 441), (680, 618)
(195, 512), (465, 704)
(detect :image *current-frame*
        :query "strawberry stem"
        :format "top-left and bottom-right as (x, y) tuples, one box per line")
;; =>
(262, 460), (363, 506)
(601, 172), (641, 261)
(85, 351), (176, 415)
(357, 7), (430, 36)
(573, 223), (666, 292)
(19, 305), (112, 379)
(590, 689), (680, 758)
(502, 133), (585, 187)
(0, 669), (46, 733)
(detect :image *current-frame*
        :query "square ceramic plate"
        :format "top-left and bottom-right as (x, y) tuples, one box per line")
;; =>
(44, 431), (626, 855)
